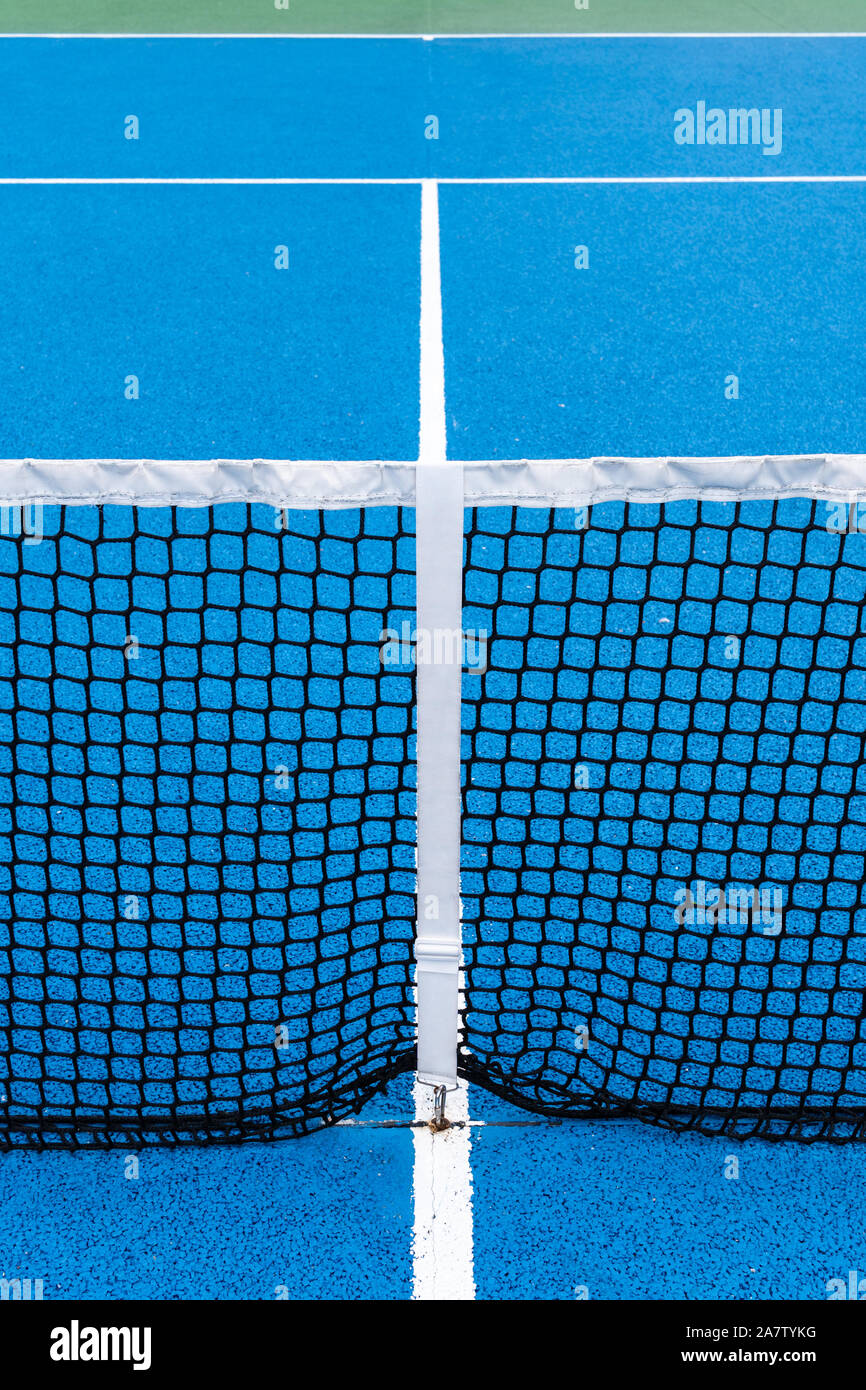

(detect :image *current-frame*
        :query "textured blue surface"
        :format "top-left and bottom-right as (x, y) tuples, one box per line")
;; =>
(428, 37), (866, 178)
(469, 1111), (866, 1300)
(0, 185), (420, 459)
(441, 182), (866, 459)
(0, 1112), (415, 1299)
(0, 38), (862, 177)
(0, 39), (428, 179)
(3, 1078), (866, 1300)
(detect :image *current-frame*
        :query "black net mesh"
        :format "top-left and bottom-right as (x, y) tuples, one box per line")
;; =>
(5, 494), (866, 1146)
(460, 499), (866, 1142)
(0, 502), (416, 1149)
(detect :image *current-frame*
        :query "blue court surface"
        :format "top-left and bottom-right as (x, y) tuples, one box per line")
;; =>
(442, 183), (866, 459)
(1, 180), (864, 460)
(0, 186), (420, 459)
(4, 1077), (866, 1300)
(0, 37), (863, 177)
(2, 35), (866, 1304)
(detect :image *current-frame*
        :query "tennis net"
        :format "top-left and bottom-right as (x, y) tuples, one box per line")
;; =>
(460, 498), (866, 1142)
(0, 501), (416, 1147)
(3, 485), (866, 1145)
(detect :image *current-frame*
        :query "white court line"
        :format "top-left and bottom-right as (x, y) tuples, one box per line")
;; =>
(0, 32), (864, 38)
(418, 180), (447, 468)
(412, 178), (473, 1301)
(1, 176), (866, 184)
(412, 1081), (475, 1301)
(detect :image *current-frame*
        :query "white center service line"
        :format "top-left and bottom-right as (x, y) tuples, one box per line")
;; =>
(412, 1081), (475, 1301)
(412, 177), (474, 1303)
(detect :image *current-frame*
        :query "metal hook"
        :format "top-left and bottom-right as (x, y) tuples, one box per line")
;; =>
(430, 1084), (450, 1132)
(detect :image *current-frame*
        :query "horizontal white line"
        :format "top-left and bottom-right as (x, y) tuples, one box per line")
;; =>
(339, 1116), (557, 1128)
(0, 177), (419, 186)
(455, 176), (866, 185)
(0, 176), (863, 186)
(0, 32), (862, 39)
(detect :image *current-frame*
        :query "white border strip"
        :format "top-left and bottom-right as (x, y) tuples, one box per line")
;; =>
(460, 455), (866, 504)
(0, 458), (417, 507)
(1, 455), (866, 507)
